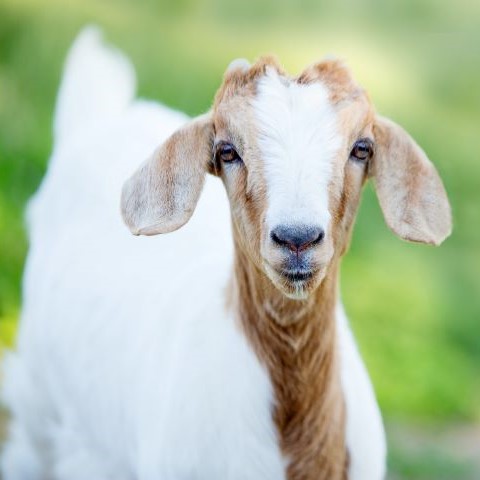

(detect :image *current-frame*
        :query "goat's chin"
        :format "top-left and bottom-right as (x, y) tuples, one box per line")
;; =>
(264, 263), (327, 301)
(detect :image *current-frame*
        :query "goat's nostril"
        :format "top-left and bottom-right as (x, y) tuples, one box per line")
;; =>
(270, 225), (325, 252)
(270, 230), (297, 252)
(312, 229), (325, 246)
(270, 231), (284, 246)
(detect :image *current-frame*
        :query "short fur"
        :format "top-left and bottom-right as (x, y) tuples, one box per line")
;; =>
(122, 55), (451, 479)
(2, 28), (451, 480)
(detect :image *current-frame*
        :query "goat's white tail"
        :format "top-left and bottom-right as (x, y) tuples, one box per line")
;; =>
(53, 26), (136, 144)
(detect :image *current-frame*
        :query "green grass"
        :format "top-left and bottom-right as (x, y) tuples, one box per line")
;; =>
(386, 421), (480, 479)
(1, 0), (479, 427)
(388, 448), (476, 480)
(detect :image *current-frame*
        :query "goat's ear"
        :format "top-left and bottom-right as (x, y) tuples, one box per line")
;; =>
(121, 113), (214, 236)
(370, 116), (452, 245)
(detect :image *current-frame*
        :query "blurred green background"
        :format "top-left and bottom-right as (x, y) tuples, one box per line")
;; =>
(0, 0), (479, 478)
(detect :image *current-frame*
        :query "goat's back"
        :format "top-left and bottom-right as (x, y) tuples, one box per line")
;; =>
(1, 28), (287, 480)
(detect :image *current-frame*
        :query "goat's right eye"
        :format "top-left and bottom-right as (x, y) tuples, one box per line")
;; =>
(350, 138), (374, 162)
(217, 143), (241, 163)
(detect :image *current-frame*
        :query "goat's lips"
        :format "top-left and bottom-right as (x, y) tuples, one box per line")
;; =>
(280, 269), (315, 283)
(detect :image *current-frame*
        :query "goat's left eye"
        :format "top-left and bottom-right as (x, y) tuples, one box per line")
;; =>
(350, 139), (373, 162)
(217, 143), (241, 163)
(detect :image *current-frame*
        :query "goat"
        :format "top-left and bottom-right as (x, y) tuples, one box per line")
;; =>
(1, 27), (451, 480)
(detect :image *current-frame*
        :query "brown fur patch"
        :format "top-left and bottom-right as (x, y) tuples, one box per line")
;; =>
(297, 59), (364, 103)
(227, 150), (370, 478)
(232, 245), (349, 480)
(213, 55), (285, 109)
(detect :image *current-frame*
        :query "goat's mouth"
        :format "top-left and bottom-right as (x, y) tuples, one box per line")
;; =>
(264, 262), (323, 299)
(281, 269), (315, 283)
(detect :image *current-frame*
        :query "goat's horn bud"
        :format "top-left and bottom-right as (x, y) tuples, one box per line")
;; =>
(226, 58), (251, 74)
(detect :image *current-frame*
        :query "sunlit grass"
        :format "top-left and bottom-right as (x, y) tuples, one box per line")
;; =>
(0, 309), (18, 353)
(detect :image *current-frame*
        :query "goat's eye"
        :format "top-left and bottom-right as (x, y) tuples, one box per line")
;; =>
(217, 143), (240, 163)
(350, 139), (373, 162)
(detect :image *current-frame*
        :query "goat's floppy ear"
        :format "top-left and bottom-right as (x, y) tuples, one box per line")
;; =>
(121, 113), (213, 236)
(370, 116), (452, 245)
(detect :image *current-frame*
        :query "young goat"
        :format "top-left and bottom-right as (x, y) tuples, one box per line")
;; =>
(1, 28), (451, 480)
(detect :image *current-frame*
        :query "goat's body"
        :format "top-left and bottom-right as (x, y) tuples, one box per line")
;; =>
(1, 29), (385, 479)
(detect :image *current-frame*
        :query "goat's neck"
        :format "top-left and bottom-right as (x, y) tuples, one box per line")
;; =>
(232, 243), (347, 480)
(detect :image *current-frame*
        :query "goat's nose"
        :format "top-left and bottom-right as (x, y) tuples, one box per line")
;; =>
(270, 225), (325, 253)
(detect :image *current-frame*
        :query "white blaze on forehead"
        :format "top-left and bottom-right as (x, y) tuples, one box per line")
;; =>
(252, 68), (340, 231)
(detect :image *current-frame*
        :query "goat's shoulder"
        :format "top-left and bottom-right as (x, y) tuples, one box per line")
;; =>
(336, 303), (387, 480)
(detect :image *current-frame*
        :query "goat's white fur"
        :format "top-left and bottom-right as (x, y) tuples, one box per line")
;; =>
(254, 68), (338, 233)
(1, 28), (386, 479)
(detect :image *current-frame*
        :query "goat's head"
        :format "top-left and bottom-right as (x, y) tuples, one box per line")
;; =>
(121, 57), (452, 299)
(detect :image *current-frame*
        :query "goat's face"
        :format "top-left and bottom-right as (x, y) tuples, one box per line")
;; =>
(212, 59), (377, 298)
(122, 58), (452, 300)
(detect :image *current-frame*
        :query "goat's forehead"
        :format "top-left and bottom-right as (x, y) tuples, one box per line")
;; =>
(213, 62), (373, 230)
(252, 69), (335, 129)
(214, 68), (353, 156)
(215, 56), (365, 103)
(253, 70), (341, 225)
(213, 58), (370, 135)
